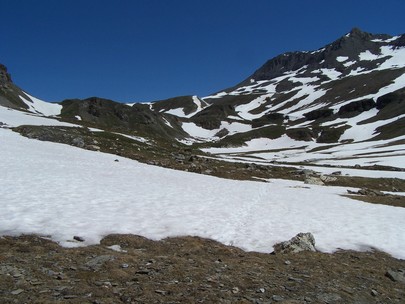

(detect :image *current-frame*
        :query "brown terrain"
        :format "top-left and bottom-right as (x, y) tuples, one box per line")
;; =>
(1, 234), (405, 304)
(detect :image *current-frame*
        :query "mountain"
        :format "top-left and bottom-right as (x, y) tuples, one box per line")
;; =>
(1, 28), (405, 171)
(165, 28), (405, 170)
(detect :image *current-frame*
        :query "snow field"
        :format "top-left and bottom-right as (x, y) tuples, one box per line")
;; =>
(1, 128), (405, 258)
(19, 93), (62, 116)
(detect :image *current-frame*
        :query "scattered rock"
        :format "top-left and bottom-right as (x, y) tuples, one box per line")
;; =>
(347, 188), (386, 196)
(273, 233), (316, 254)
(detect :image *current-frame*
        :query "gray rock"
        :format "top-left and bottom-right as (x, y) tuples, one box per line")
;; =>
(371, 289), (378, 296)
(320, 175), (337, 183)
(73, 236), (85, 242)
(87, 145), (101, 151)
(386, 269), (405, 283)
(273, 232), (316, 254)
(85, 255), (115, 271)
(271, 295), (284, 302)
(11, 289), (24, 295)
(304, 176), (324, 185)
(72, 137), (85, 148)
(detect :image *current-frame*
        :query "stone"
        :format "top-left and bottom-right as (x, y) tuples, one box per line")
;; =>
(85, 255), (115, 271)
(273, 233), (316, 254)
(272, 295), (284, 302)
(72, 137), (85, 148)
(320, 175), (337, 183)
(371, 289), (378, 296)
(11, 289), (24, 295)
(304, 176), (324, 186)
(87, 145), (101, 151)
(73, 236), (85, 242)
(386, 269), (405, 283)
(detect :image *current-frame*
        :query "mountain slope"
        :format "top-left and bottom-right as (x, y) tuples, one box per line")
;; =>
(1, 28), (405, 171)
(166, 28), (405, 170)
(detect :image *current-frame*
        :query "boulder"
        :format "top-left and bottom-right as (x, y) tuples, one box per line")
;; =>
(273, 232), (316, 254)
(304, 176), (324, 186)
(386, 269), (405, 284)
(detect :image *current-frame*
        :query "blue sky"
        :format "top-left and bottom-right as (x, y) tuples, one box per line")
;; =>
(1, 0), (404, 103)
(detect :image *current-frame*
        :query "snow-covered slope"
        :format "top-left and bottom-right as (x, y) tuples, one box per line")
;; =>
(19, 92), (62, 116)
(1, 126), (405, 258)
(160, 28), (405, 170)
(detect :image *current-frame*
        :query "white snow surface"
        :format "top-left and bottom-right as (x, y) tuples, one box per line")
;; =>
(1, 128), (405, 258)
(0, 105), (78, 127)
(336, 56), (349, 62)
(19, 93), (62, 116)
(164, 96), (205, 118)
(182, 121), (252, 140)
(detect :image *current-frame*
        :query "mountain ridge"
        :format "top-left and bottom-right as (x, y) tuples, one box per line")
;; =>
(1, 28), (405, 172)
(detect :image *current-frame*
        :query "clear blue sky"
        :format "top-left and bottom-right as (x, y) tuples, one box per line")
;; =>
(1, 0), (404, 103)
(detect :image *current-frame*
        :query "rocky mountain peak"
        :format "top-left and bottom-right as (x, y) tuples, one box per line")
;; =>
(0, 63), (12, 85)
(241, 28), (402, 85)
(347, 27), (372, 39)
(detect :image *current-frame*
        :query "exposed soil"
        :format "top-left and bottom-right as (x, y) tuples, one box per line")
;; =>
(1, 234), (404, 304)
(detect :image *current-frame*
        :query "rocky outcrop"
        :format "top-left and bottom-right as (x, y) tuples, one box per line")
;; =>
(338, 99), (376, 116)
(304, 108), (334, 121)
(273, 232), (316, 254)
(0, 64), (12, 85)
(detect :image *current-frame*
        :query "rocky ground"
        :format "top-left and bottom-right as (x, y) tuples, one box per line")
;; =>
(1, 234), (405, 304)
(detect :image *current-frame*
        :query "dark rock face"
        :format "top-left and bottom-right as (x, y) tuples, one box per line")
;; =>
(286, 128), (315, 141)
(304, 109), (334, 121)
(338, 99), (376, 116)
(0, 64), (12, 85)
(317, 126), (347, 143)
(376, 90), (405, 110)
(60, 97), (186, 140)
(192, 104), (237, 130)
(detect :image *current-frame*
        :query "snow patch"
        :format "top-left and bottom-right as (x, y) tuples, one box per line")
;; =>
(336, 56), (349, 62)
(19, 93), (62, 116)
(1, 129), (405, 258)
